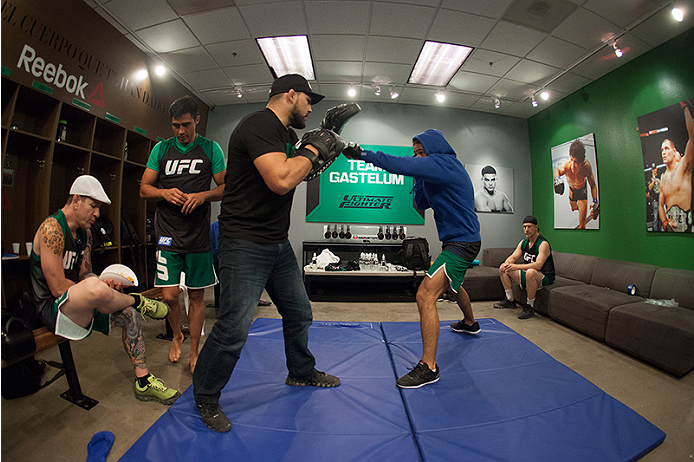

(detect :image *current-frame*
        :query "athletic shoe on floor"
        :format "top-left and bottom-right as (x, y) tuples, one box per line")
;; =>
(196, 402), (231, 433)
(286, 369), (341, 388)
(396, 361), (439, 389)
(132, 294), (169, 320)
(134, 375), (180, 405)
(450, 320), (481, 335)
(518, 304), (535, 319)
(494, 297), (516, 309)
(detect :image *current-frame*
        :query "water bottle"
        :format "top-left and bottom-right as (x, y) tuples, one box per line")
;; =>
(57, 119), (68, 142)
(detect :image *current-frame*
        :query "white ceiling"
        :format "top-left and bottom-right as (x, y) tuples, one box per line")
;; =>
(83, 0), (694, 118)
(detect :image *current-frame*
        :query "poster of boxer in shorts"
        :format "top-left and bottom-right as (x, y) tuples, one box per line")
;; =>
(551, 134), (600, 230)
(638, 99), (694, 233)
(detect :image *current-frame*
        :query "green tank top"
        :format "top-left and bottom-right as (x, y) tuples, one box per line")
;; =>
(30, 209), (88, 304)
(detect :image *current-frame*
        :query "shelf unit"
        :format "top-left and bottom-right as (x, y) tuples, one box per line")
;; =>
(1, 76), (162, 299)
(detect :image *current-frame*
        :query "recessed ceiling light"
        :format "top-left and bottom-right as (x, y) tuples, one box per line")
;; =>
(409, 41), (473, 86)
(257, 35), (315, 80)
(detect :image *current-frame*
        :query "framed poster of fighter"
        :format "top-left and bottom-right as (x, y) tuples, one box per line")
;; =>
(551, 133), (600, 230)
(469, 164), (514, 213)
(637, 98), (694, 233)
(305, 144), (425, 224)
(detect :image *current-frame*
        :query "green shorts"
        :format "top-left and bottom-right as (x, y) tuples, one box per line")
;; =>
(155, 250), (218, 289)
(520, 271), (552, 290)
(53, 289), (111, 340)
(426, 250), (474, 293)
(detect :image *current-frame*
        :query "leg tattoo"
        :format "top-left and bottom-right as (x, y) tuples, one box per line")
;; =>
(111, 307), (147, 373)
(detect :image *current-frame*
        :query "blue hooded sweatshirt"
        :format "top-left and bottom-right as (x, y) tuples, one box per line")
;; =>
(361, 129), (480, 243)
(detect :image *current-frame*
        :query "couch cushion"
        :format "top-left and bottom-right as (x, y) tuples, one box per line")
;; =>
(590, 259), (658, 298)
(463, 265), (505, 301)
(553, 252), (599, 284)
(513, 276), (586, 316)
(650, 268), (694, 310)
(481, 248), (516, 268)
(606, 302), (694, 377)
(547, 285), (642, 342)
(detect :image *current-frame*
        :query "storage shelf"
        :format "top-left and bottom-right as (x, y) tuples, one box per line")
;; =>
(1, 76), (162, 296)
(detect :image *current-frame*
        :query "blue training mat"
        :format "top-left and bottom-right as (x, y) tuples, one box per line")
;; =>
(382, 318), (666, 462)
(120, 319), (419, 462)
(120, 318), (664, 462)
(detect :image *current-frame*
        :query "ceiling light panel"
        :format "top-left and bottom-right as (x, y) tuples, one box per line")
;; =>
(257, 35), (315, 80)
(409, 41), (473, 86)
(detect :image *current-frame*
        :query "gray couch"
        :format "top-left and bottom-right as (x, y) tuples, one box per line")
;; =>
(464, 248), (694, 378)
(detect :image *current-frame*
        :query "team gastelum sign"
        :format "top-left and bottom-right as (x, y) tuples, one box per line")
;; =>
(306, 145), (425, 224)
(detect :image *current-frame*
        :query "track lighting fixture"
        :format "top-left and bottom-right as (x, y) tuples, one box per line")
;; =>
(672, 5), (684, 22)
(348, 86), (357, 97)
(540, 90), (549, 101)
(532, 95), (538, 107)
(494, 98), (500, 109)
(374, 85), (381, 96)
(237, 89), (243, 98)
(613, 42), (623, 58)
(389, 87), (399, 99)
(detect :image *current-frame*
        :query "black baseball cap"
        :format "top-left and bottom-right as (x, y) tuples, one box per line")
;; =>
(523, 215), (538, 225)
(269, 74), (324, 104)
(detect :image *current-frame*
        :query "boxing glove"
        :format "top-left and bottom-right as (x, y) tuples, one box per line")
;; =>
(554, 177), (565, 195)
(591, 199), (599, 220)
(342, 142), (362, 160)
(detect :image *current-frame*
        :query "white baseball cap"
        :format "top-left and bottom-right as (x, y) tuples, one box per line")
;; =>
(70, 175), (111, 204)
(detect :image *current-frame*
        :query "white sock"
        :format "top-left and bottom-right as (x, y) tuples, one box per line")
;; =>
(528, 298), (535, 307)
(505, 289), (514, 301)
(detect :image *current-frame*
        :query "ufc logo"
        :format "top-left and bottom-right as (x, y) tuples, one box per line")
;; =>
(63, 250), (79, 270)
(523, 252), (536, 263)
(165, 159), (202, 175)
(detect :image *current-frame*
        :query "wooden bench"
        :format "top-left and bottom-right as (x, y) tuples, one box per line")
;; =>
(2, 326), (99, 410)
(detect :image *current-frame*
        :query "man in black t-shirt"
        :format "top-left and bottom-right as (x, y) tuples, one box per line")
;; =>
(193, 74), (340, 433)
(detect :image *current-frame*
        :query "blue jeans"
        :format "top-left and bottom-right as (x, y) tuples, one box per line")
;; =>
(193, 237), (316, 404)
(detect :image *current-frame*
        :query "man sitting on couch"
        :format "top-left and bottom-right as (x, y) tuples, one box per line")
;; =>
(494, 215), (555, 319)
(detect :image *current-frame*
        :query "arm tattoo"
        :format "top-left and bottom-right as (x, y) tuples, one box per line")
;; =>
(81, 230), (93, 276)
(40, 218), (64, 256)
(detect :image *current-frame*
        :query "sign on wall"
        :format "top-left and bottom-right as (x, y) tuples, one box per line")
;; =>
(551, 133), (600, 230)
(306, 145), (425, 224)
(637, 98), (694, 233)
(468, 164), (514, 213)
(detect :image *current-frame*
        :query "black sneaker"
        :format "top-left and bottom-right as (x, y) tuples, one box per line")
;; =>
(196, 402), (231, 433)
(494, 298), (516, 309)
(396, 361), (439, 389)
(450, 320), (481, 335)
(286, 369), (340, 388)
(518, 304), (535, 319)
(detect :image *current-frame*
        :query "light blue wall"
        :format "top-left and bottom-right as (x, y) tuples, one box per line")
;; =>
(205, 101), (532, 264)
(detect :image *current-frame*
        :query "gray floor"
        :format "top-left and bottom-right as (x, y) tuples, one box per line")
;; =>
(2, 289), (693, 461)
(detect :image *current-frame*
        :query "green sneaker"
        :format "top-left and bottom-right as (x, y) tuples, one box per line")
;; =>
(132, 294), (169, 320)
(135, 375), (180, 405)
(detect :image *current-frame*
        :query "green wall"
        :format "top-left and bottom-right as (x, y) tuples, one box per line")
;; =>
(527, 28), (693, 271)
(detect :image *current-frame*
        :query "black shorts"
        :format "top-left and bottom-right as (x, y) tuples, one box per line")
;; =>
(570, 183), (588, 202)
(442, 241), (481, 261)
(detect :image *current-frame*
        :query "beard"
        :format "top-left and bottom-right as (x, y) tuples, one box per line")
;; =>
(288, 104), (307, 130)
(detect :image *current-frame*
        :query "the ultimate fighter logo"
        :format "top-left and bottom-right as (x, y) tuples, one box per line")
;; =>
(339, 195), (393, 209)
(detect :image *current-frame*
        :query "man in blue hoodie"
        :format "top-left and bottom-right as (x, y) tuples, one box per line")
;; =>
(345, 129), (481, 388)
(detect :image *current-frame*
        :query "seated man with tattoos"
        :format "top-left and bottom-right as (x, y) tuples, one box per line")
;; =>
(29, 175), (180, 404)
